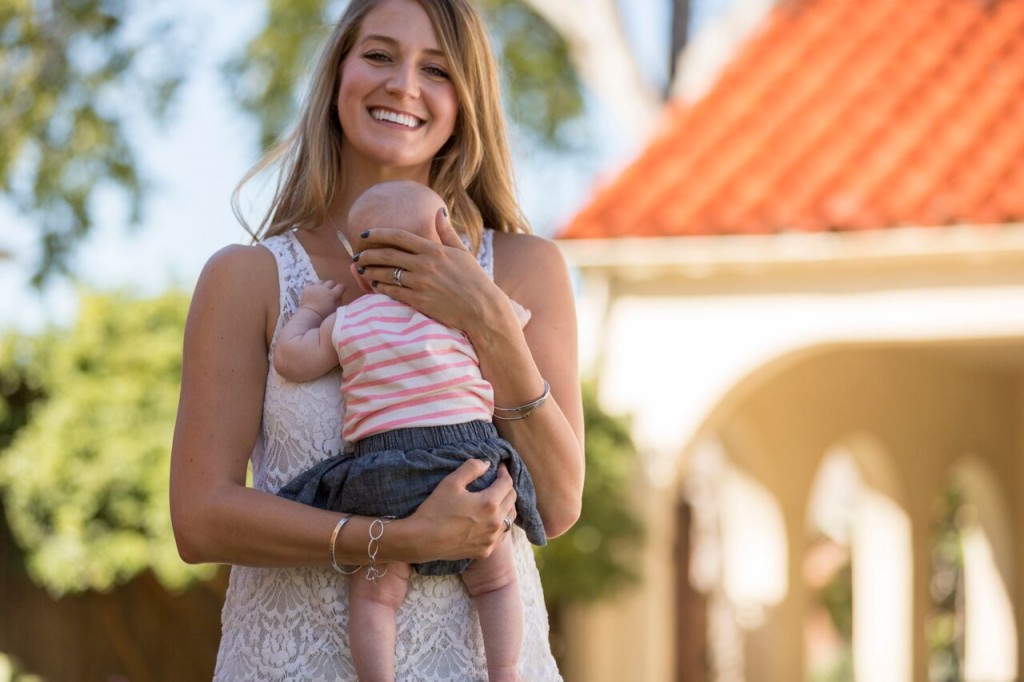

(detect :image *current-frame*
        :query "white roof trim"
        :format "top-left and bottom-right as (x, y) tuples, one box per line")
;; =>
(556, 223), (1024, 276)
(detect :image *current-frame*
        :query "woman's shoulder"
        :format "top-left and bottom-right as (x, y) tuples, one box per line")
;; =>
(187, 243), (280, 346)
(199, 243), (277, 284)
(491, 231), (569, 283)
(193, 243), (278, 312)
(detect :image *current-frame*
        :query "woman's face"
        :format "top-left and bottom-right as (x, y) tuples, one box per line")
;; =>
(336, 0), (459, 182)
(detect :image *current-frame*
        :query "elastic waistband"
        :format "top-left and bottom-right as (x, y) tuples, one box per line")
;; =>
(353, 420), (497, 456)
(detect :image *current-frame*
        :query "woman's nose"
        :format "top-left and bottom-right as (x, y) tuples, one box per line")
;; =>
(385, 63), (420, 99)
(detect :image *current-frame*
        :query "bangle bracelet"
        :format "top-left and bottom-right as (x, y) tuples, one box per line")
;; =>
(329, 514), (360, 575)
(365, 516), (396, 584)
(493, 379), (550, 421)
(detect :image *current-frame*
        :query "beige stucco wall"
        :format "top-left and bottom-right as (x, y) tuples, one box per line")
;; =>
(558, 230), (1024, 681)
(562, 343), (1023, 682)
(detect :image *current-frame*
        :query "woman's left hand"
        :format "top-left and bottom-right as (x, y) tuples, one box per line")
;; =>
(352, 208), (505, 334)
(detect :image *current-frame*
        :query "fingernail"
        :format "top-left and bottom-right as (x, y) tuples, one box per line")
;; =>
(360, 231), (369, 239)
(442, 207), (449, 218)
(352, 253), (360, 262)
(371, 281), (379, 288)
(357, 266), (365, 274)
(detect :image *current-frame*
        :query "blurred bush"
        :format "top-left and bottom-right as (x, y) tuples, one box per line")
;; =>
(0, 289), (214, 595)
(536, 382), (644, 605)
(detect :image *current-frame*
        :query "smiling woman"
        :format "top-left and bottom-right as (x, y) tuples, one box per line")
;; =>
(169, 0), (583, 680)
(334, 1), (459, 177)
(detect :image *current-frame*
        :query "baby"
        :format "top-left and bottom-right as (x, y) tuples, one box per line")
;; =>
(273, 180), (546, 681)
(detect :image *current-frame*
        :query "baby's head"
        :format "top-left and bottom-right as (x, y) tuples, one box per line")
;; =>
(348, 180), (446, 251)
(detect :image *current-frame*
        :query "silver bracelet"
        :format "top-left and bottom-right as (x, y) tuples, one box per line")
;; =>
(365, 516), (397, 584)
(493, 379), (550, 421)
(329, 514), (360, 575)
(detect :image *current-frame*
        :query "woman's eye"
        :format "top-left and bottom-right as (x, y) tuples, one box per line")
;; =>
(364, 51), (391, 63)
(423, 65), (449, 79)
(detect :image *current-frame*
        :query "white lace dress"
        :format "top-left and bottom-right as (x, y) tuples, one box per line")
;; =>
(213, 230), (562, 681)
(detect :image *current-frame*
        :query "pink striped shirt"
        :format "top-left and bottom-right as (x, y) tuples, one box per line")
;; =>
(333, 294), (494, 443)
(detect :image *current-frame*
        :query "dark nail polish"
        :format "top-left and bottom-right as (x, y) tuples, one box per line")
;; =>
(357, 266), (365, 275)
(371, 281), (379, 288)
(352, 253), (360, 262)
(441, 206), (449, 218)
(360, 231), (369, 239)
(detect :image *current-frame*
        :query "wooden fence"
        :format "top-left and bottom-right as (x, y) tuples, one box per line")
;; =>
(0, 515), (227, 682)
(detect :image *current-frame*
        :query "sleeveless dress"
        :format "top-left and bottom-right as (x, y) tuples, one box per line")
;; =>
(213, 230), (562, 681)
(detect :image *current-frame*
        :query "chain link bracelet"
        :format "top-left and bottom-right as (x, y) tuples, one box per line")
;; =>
(365, 516), (397, 584)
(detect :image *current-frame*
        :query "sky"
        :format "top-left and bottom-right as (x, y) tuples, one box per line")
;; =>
(0, 0), (728, 332)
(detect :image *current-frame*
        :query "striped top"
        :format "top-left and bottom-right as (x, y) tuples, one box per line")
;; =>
(333, 294), (494, 443)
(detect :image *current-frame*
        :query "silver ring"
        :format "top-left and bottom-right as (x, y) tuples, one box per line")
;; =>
(392, 267), (404, 287)
(502, 516), (513, 533)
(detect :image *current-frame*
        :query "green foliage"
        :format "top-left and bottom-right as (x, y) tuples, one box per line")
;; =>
(227, 0), (583, 150)
(0, 651), (43, 682)
(0, 1), (188, 285)
(222, 0), (332, 151)
(927, 484), (965, 681)
(476, 0), (583, 147)
(0, 289), (214, 595)
(535, 383), (643, 605)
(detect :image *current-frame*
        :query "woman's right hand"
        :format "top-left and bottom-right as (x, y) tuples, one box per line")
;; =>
(404, 460), (517, 563)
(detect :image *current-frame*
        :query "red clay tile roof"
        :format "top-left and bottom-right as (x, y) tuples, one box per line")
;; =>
(560, 0), (1024, 239)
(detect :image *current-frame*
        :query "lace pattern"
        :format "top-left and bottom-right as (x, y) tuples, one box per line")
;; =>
(214, 229), (560, 680)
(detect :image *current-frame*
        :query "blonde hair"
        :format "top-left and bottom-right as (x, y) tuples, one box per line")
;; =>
(233, 0), (529, 252)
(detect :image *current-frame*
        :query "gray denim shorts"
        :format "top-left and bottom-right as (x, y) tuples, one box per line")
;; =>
(276, 420), (546, 575)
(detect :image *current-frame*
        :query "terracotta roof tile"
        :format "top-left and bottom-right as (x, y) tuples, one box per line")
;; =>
(561, 0), (1024, 239)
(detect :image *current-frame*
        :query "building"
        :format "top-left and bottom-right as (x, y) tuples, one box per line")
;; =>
(555, 0), (1024, 680)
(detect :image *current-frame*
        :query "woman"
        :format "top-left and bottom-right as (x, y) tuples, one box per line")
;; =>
(169, 0), (584, 679)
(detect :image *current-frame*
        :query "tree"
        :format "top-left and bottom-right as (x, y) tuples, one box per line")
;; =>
(0, 0), (188, 286)
(510, 0), (662, 132)
(534, 382), (644, 665)
(0, 289), (214, 595)
(535, 382), (643, 605)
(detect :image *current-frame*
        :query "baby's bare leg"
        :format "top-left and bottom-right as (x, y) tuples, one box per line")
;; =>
(461, 535), (521, 682)
(349, 561), (412, 682)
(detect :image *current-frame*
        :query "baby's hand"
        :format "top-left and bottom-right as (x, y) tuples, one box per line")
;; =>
(508, 297), (532, 328)
(299, 280), (345, 317)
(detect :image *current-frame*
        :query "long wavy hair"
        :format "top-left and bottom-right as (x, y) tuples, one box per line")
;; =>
(233, 0), (529, 251)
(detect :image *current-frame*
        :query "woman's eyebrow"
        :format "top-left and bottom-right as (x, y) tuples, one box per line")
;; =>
(359, 34), (445, 58)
